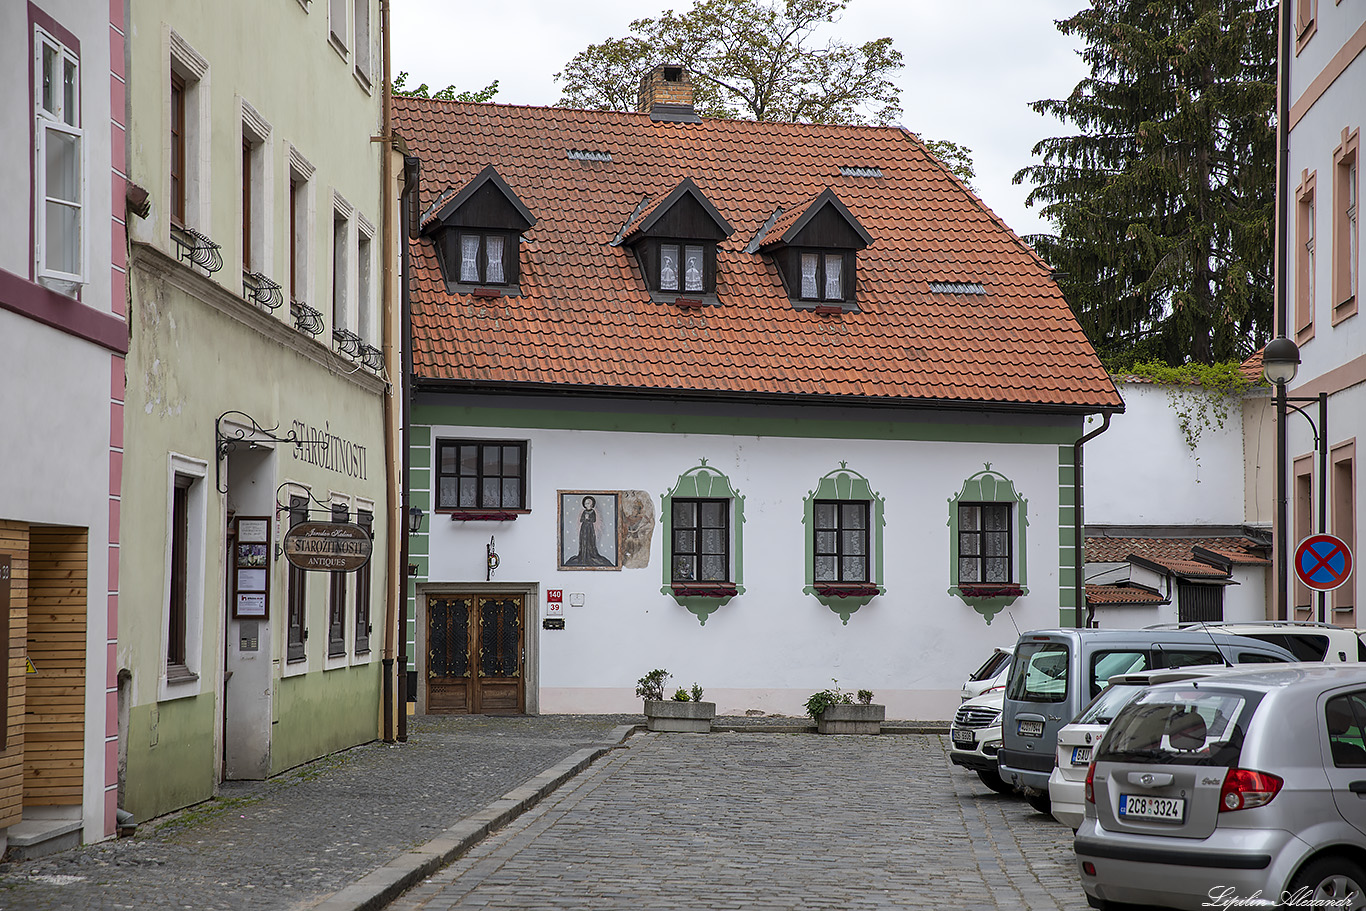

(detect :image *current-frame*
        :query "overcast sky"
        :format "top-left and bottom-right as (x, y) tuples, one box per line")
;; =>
(390, 0), (1091, 240)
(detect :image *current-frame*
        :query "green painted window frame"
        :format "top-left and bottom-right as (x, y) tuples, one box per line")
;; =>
(948, 463), (1029, 624)
(802, 465), (885, 623)
(660, 461), (745, 624)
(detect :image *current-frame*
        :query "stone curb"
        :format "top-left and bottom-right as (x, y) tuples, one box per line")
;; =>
(305, 724), (639, 911)
(711, 722), (951, 735)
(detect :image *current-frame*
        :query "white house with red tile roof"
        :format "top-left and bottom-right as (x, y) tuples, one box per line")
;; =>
(395, 67), (1123, 720)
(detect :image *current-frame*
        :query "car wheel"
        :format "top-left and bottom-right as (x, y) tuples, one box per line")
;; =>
(1025, 791), (1052, 815)
(976, 769), (1013, 794)
(1288, 857), (1366, 911)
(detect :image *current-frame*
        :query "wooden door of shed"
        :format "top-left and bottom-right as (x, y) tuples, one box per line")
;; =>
(427, 595), (523, 714)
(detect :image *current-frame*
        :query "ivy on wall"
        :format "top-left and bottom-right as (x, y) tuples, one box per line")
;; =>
(1116, 361), (1259, 452)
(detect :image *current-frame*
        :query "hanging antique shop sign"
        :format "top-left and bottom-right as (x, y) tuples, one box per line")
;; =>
(282, 522), (372, 571)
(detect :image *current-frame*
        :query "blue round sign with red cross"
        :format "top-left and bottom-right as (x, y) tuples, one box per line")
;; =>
(1294, 534), (1354, 592)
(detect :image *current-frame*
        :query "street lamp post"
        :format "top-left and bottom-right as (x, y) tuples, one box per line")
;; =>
(1263, 337), (1330, 622)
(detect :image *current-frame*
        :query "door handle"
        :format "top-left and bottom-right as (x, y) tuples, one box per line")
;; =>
(1349, 781), (1366, 795)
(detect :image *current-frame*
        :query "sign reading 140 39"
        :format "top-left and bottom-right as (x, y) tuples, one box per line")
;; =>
(1295, 534), (1354, 593)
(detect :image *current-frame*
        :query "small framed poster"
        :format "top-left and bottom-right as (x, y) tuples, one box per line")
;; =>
(232, 516), (272, 618)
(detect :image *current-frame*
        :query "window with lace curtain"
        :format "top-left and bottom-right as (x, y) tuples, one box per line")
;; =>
(456, 231), (511, 286)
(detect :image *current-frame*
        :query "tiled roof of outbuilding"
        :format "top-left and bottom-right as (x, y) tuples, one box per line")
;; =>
(1086, 585), (1168, 606)
(396, 99), (1123, 408)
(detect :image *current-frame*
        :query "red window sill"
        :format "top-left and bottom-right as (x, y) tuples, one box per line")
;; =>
(959, 585), (1023, 598)
(671, 583), (737, 598)
(471, 288), (502, 299)
(814, 305), (844, 316)
(815, 583), (880, 598)
(674, 297), (705, 308)
(443, 509), (528, 521)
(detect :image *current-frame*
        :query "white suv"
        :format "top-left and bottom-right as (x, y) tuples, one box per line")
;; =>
(1146, 621), (1364, 663)
(950, 690), (1009, 793)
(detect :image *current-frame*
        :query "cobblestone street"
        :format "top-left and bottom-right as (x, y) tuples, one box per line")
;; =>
(390, 731), (1088, 911)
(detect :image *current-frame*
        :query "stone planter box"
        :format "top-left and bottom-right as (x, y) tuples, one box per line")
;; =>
(816, 703), (885, 735)
(644, 700), (716, 733)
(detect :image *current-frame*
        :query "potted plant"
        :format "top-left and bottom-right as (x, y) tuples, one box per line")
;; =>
(806, 681), (885, 735)
(637, 669), (716, 733)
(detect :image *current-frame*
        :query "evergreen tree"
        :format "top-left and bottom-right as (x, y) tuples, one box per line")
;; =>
(1015, 0), (1276, 366)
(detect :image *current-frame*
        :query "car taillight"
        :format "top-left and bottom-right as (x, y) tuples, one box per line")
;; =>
(1219, 769), (1283, 812)
(1085, 761), (1096, 804)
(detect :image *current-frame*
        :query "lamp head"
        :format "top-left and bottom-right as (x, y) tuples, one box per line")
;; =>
(1261, 336), (1300, 387)
(408, 505), (425, 533)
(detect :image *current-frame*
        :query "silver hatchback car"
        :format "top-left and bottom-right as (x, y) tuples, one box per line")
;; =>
(1076, 663), (1366, 911)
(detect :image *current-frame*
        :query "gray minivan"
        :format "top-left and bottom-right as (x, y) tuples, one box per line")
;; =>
(998, 628), (1296, 812)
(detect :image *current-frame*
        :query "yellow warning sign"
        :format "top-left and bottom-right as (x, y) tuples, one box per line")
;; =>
(25, 658), (36, 675)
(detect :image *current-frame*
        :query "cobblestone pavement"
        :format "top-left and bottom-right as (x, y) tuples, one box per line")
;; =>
(0, 715), (632, 911)
(389, 732), (1089, 911)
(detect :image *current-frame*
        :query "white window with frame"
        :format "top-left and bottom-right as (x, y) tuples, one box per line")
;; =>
(329, 0), (348, 55)
(352, 0), (371, 87)
(34, 26), (84, 291)
(160, 454), (208, 701)
(332, 197), (352, 334)
(356, 216), (374, 341)
(287, 146), (315, 307)
(240, 100), (272, 279)
(168, 29), (210, 235)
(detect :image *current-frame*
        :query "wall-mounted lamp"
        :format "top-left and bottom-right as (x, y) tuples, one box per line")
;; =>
(408, 505), (425, 534)
(487, 535), (500, 582)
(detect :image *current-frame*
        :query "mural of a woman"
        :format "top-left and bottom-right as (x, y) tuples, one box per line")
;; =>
(563, 493), (615, 567)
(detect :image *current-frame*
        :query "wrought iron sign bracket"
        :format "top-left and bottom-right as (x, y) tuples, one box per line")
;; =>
(487, 536), (500, 582)
(215, 411), (304, 494)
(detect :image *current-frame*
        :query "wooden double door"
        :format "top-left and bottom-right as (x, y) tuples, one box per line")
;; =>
(427, 594), (524, 714)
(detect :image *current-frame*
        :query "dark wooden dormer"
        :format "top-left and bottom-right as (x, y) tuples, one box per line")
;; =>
(751, 188), (874, 311)
(424, 165), (536, 295)
(616, 177), (734, 304)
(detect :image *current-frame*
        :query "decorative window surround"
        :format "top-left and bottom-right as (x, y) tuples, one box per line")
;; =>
(167, 28), (210, 237)
(660, 460), (745, 625)
(948, 463), (1030, 624)
(802, 463), (886, 624)
(240, 97), (273, 279)
(159, 453), (208, 702)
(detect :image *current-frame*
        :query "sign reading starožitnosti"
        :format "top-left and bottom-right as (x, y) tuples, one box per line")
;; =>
(283, 522), (372, 571)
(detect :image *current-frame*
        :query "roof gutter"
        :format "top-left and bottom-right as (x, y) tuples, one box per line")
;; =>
(1074, 410), (1115, 628)
(410, 376), (1124, 417)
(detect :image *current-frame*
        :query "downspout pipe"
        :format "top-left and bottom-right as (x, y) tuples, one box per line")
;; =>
(398, 154), (420, 742)
(1073, 410), (1115, 628)
(378, 0), (396, 743)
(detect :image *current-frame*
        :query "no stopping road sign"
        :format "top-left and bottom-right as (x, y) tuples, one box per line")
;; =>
(1294, 534), (1354, 592)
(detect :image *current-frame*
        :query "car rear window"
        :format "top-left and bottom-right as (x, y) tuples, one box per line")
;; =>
(1008, 641), (1068, 703)
(1075, 683), (1146, 725)
(1244, 633), (1328, 662)
(1089, 650), (1148, 697)
(1097, 688), (1254, 767)
(970, 651), (1011, 682)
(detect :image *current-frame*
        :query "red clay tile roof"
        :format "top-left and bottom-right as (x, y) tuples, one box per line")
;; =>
(1240, 347), (1266, 383)
(1139, 557), (1232, 579)
(1086, 585), (1168, 606)
(396, 99), (1124, 408)
(1204, 547), (1270, 566)
(1086, 536), (1267, 565)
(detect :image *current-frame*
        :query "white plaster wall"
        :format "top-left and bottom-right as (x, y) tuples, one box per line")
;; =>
(421, 422), (1071, 722)
(1084, 381), (1247, 526)
(1287, 0), (1365, 386)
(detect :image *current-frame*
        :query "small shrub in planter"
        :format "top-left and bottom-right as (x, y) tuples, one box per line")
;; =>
(637, 668), (715, 733)
(806, 680), (884, 735)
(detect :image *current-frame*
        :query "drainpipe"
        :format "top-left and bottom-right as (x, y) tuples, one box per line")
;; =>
(378, 0), (397, 743)
(398, 154), (419, 742)
(1073, 411), (1114, 628)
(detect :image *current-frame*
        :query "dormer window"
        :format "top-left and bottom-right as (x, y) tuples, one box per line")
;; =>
(613, 177), (733, 303)
(459, 232), (509, 285)
(660, 243), (705, 293)
(749, 188), (874, 311)
(799, 251), (846, 301)
(422, 165), (535, 295)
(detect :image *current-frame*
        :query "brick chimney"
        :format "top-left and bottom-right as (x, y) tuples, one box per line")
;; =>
(637, 65), (702, 123)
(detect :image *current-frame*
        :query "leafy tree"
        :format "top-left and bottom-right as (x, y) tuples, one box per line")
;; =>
(555, 0), (903, 126)
(1014, 0), (1276, 366)
(392, 71), (499, 103)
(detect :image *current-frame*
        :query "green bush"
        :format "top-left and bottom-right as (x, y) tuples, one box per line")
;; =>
(857, 689), (874, 705)
(691, 683), (704, 703)
(636, 669), (670, 702)
(805, 681), (854, 719)
(672, 687), (691, 702)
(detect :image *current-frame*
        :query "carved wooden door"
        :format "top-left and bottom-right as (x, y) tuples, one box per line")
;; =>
(427, 595), (524, 714)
